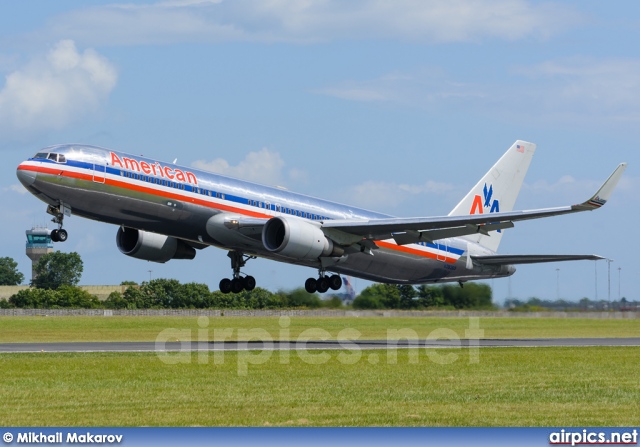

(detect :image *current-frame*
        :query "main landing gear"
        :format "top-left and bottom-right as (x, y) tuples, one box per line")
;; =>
(219, 251), (257, 294)
(46, 204), (69, 243)
(304, 270), (342, 294)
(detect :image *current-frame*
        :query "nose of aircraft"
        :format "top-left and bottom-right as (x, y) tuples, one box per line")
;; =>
(16, 164), (37, 187)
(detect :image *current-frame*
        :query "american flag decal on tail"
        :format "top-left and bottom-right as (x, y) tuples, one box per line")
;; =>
(516, 144), (525, 153)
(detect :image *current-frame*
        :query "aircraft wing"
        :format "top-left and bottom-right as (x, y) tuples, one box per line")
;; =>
(321, 163), (627, 245)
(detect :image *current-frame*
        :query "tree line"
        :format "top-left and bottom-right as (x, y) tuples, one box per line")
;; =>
(0, 252), (495, 310)
(505, 297), (639, 312)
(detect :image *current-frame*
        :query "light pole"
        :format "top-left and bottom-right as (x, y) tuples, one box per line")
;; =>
(148, 269), (153, 282)
(606, 259), (613, 306)
(594, 262), (598, 301)
(618, 267), (622, 301)
(556, 268), (560, 300)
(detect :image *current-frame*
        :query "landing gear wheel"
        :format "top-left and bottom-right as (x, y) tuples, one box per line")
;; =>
(231, 278), (244, 294)
(316, 277), (330, 293)
(219, 278), (232, 294)
(46, 203), (69, 243)
(243, 276), (256, 291)
(328, 274), (342, 290)
(220, 251), (257, 294)
(57, 229), (68, 242)
(304, 278), (317, 294)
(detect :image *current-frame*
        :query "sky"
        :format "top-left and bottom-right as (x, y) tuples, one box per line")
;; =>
(1, 0), (638, 303)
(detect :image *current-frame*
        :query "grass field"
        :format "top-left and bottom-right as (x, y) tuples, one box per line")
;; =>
(1, 316), (638, 426)
(1, 347), (639, 426)
(0, 316), (638, 343)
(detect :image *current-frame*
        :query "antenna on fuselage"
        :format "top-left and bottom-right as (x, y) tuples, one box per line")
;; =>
(173, 158), (178, 164)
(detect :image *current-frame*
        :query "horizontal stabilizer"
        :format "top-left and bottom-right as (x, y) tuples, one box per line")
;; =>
(472, 254), (604, 265)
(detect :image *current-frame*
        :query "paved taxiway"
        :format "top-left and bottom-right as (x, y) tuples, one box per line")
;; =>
(1, 338), (639, 353)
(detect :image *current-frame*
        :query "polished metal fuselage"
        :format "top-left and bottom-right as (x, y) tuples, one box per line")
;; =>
(16, 144), (513, 284)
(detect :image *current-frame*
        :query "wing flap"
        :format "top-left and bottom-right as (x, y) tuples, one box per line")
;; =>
(472, 254), (604, 265)
(392, 222), (515, 245)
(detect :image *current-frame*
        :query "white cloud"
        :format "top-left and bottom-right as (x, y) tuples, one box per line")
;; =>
(11, 184), (28, 195)
(3, 184), (28, 195)
(344, 179), (456, 210)
(192, 148), (291, 186)
(320, 57), (640, 124)
(317, 68), (486, 109)
(34, 0), (580, 46)
(519, 172), (638, 210)
(511, 58), (640, 121)
(0, 40), (117, 137)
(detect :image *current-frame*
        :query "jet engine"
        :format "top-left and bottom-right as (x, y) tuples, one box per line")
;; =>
(116, 227), (196, 263)
(262, 216), (343, 260)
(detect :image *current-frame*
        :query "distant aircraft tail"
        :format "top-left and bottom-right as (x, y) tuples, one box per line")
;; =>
(448, 140), (536, 252)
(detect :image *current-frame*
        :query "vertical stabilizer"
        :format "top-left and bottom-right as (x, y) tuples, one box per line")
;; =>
(448, 140), (536, 252)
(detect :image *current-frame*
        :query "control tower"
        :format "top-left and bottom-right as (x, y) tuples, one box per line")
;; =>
(26, 227), (54, 281)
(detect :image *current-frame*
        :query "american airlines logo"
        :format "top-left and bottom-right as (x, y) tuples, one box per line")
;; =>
(110, 152), (198, 185)
(469, 183), (499, 215)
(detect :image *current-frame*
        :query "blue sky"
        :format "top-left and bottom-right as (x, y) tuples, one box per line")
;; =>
(1, 0), (638, 303)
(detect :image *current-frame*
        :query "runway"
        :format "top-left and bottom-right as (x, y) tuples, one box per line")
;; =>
(1, 338), (639, 353)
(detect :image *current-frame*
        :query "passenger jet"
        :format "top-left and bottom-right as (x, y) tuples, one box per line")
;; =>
(16, 141), (626, 294)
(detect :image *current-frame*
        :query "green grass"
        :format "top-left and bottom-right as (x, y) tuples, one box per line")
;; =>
(0, 316), (638, 343)
(0, 347), (638, 426)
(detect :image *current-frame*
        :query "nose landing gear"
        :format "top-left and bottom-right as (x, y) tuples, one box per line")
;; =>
(46, 203), (70, 243)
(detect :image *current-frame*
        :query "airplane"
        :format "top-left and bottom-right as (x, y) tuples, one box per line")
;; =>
(16, 140), (626, 294)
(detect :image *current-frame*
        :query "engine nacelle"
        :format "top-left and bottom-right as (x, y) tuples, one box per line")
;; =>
(262, 216), (341, 260)
(116, 227), (196, 263)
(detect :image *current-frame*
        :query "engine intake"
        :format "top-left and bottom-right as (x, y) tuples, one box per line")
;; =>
(116, 227), (196, 263)
(262, 216), (342, 260)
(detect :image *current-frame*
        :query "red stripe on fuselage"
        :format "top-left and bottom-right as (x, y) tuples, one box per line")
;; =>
(18, 163), (269, 219)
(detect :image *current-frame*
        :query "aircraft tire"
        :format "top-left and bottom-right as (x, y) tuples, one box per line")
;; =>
(243, 276), (256, 291)
(219, 278), (232, 294)
(231, 278), (244, 294)
(57, 229), (68, 242)
(304, 277), (317, 294)
(51, 229), (59, 242)
(316, 277), (330, 293)
(328, 274), (342, 290)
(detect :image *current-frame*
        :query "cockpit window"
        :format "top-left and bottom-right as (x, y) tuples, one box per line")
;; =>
(33, 152), (66, 163)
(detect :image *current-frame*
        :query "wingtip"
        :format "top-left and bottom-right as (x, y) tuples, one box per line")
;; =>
(575, 162), (627, 210)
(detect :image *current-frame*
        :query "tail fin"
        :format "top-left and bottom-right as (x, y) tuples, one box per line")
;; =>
(448, 140), (536, 252)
